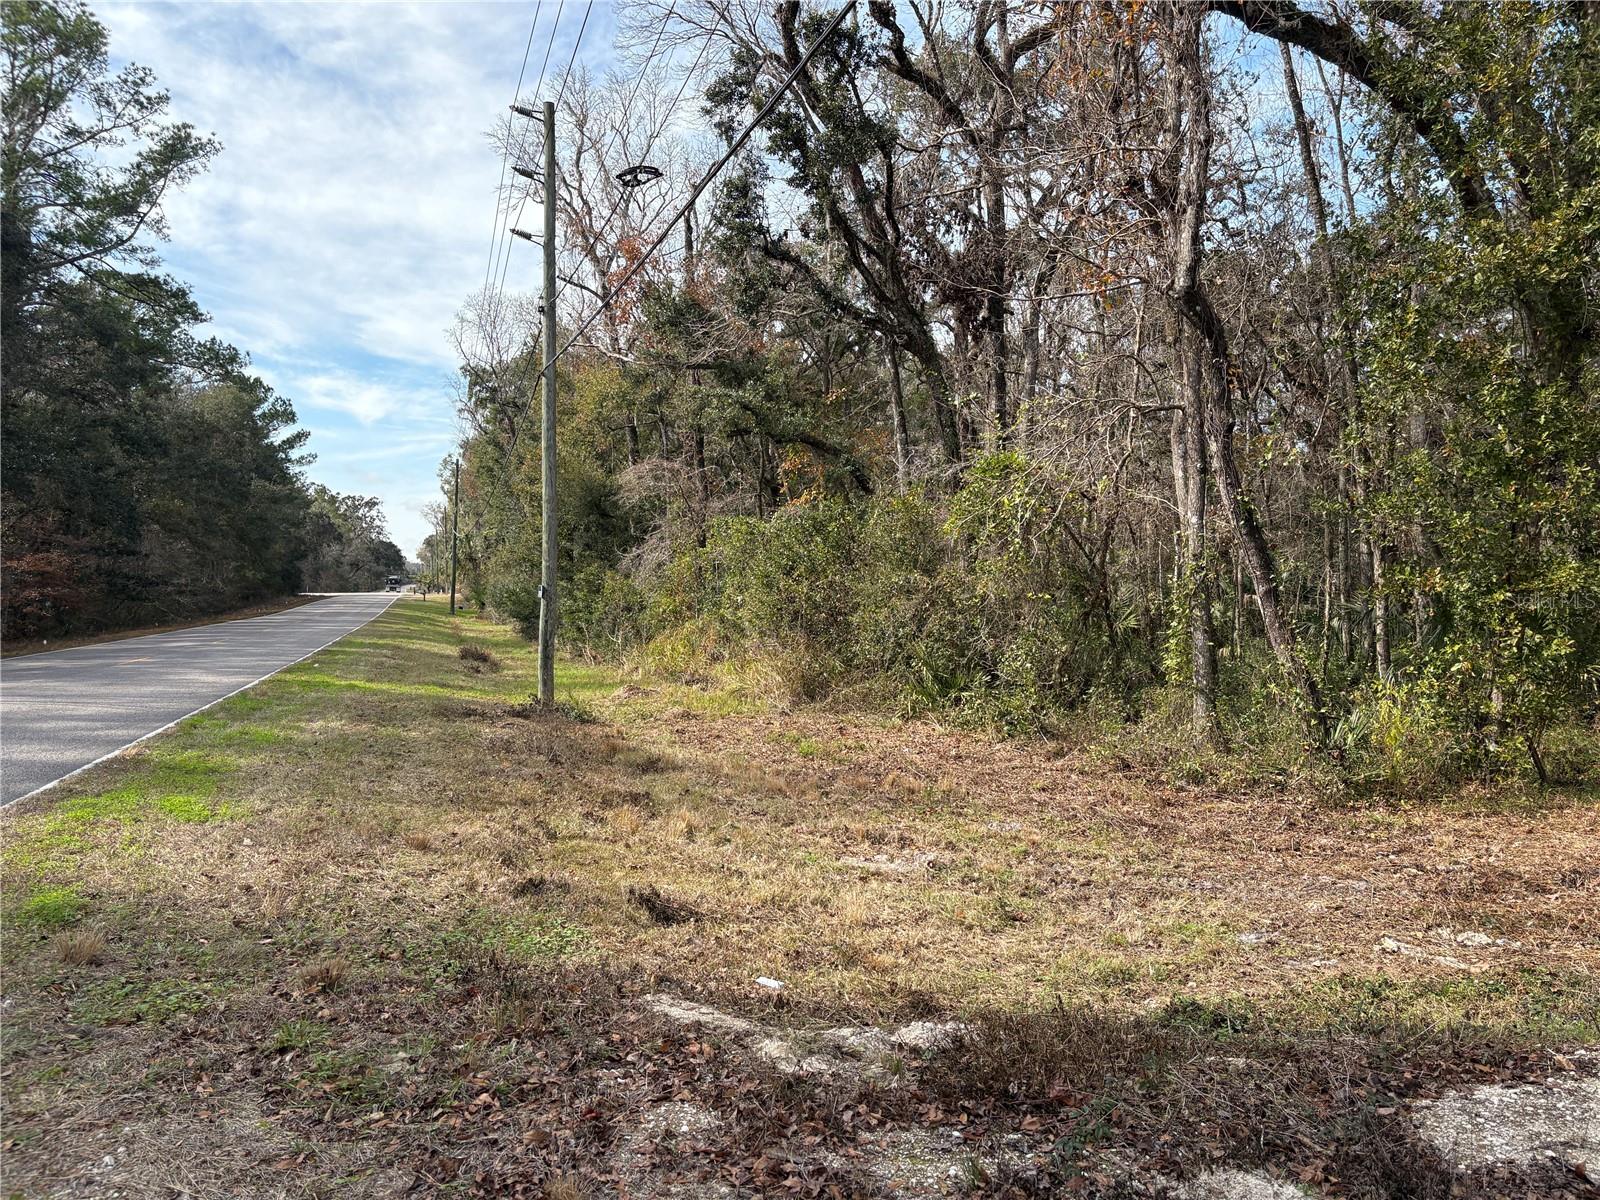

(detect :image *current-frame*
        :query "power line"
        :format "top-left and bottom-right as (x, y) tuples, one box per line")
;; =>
(553, 0), (596, 109)
(492, 0), (595, 310)
(492, 0), (595, 307)
(599, 2), (676, 171)
(554, 0), (859, 366)
(490, 0), (569, 307)
(508, 0), (594, 298)
(576, 3), (680, 250)
(482, 6), (542, 297)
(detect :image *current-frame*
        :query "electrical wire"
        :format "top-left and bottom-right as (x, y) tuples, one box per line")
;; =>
(553, 0), (596, 108)
(490, 0), (570, 306)
(573, 3), (679, 257)
(482, 5), (542, 298)
(598, 2), (677, 173)
(492, 0), (596, 305)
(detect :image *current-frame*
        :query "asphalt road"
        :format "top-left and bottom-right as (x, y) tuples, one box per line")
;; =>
(0, 593), (397, 806)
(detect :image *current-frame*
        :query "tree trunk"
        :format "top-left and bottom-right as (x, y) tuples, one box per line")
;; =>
(1198, 353), (1328, 742)
(625, 413), (640, 466)
(1020, 273), (1046, 451)
(1171, 348), (1219, 737)
(909, 344), (962, 467)
(982, 168), (1012, 446)
(1373, 540), (1391, 681)
(1285, 40), (1372, 689)
(1170, 6), (1328, 743)
(885, 339), (911, 490)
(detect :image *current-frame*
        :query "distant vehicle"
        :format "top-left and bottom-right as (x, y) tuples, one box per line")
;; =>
(384, 575), (405, 592)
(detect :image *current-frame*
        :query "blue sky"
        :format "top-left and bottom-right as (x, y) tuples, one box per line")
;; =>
(98, 1), (620, 557)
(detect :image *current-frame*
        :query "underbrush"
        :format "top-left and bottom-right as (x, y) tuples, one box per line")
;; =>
(590, 481), (1158, 732)
(622, 627), (1595, 802)
(524, 470), (1594, 797)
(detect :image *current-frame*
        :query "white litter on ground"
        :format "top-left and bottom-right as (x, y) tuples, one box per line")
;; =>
(838, 852), (937, 874)
(1175, 1166), (1310, 1199)
(1376, 935), (1473, 971)
(1411, 1074), (1600, 1171)
(643, 994), (967, 1080)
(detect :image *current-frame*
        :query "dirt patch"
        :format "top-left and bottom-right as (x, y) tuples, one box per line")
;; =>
(839, 851), (938, 874)
(629, 882), (703, 925)
(1176, 1167), (1311, 1199)
(825, 1126), (1026, 1195)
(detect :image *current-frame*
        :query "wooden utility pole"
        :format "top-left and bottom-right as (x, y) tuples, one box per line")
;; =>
(449, 457), (459, 614)
(537, 99), (558, 705)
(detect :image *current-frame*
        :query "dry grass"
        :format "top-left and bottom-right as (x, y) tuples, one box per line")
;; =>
(52, 929), (106, 965)
(607, 709), (1600, 1011)
(2, 596), (1594, 1198)
(663, 806), (706, 841)
(294, 956), (350, 993)
(258, 882), (295, 920)
(542, 1174), (586, 1200)
(458, 641), (501, 671)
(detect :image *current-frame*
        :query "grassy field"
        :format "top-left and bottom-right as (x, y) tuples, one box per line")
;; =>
(3, 596), (1596, 1197)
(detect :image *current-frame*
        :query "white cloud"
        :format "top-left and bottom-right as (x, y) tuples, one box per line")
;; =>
(102, 1), (617, 368)
(293, 373), (439, 426)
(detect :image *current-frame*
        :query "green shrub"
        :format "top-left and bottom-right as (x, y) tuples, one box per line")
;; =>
(489, 577), (541, 640)
(621, 467), (1155, 731)
(560, 563), (645, 656)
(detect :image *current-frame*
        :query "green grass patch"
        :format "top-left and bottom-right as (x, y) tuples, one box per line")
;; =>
(1290, 969), (1600, 1043)
(59, 747), (230, 826)
(15, 884), (86, 927)
(1150, 969), (1600, 1046)
(153, 792), (218, 822)
(270, 1018), (330, 1054)
(71, 976), (215, 1025)
(3, 748), (237, 877)
(496, 912), (588, 961)
(301, 1048), (392, 1110)
(182, 714), (287, 750)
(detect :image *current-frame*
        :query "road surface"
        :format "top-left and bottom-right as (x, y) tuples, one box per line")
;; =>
(0, 593), (397, 806)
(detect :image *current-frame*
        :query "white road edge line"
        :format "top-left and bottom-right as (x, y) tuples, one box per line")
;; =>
(2, 595), (398, 810)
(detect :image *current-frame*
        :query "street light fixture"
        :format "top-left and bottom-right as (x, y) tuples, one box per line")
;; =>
(616, 163), (662, 189)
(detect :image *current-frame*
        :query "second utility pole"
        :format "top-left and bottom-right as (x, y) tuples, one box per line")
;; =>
(537, 99), (558, 705)
(448, 456), (459, 614)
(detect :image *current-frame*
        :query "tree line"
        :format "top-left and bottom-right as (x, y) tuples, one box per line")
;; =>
(1, 1), (405, 640)
(449, 1), (1595, 786)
